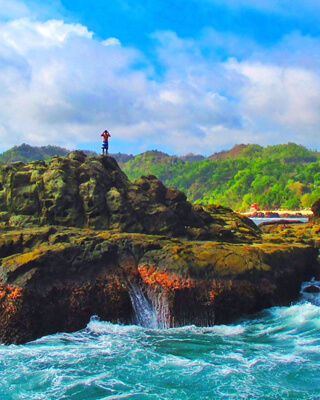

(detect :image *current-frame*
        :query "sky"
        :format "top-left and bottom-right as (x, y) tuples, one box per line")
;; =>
(1, 0), (320, 155)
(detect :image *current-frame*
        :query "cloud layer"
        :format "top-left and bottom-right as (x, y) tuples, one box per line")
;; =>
(0, 1), (320, 155)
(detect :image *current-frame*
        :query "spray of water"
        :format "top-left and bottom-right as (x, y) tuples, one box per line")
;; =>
(127, 283), (159, 328)
(126, 282), (172, 329)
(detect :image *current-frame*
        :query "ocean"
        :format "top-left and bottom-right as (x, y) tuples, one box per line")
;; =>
(0, 278), (319, 399)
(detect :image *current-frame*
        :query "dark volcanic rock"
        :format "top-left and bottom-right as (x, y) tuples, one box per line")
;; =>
(0, 227), (318, 344)
(135, 175), (167, 203)
(303, 284), (320, 293)
(259, 219), (304, 227)
(264, 211), (280, 218)
(0, 152), (259, 242)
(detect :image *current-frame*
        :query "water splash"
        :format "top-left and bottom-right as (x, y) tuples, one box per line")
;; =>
(127, 283), (159, 328)
(146, 288), (170, 329)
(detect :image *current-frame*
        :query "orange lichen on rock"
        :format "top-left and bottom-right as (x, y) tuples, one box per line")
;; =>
(7, 287), (22, 300)
(138, 264), (194, 290)
(0, 284), (24, 319)
(207, 280), (232, 300)
(0, 285), (23, 301)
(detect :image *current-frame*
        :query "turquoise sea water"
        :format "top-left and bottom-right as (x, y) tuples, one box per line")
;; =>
(0, 280), (320, 399)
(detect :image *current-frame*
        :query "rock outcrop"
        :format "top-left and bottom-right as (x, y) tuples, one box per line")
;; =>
(0, 152), (259, 242)
(0, 152), (319, 344)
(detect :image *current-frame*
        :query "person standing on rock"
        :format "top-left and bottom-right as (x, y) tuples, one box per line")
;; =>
(101, 130), (111, 156)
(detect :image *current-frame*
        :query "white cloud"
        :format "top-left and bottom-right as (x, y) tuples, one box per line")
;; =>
(0, 18), (92, 54)
(0, 0), (30, 19)
(159, 90), (183, 104)
(224, 35), (320, 145)
(102, 37), (121, 46)
(0, 18), (145, 149)
(1, 9), (320, 155)
(0, 21), (245, 154)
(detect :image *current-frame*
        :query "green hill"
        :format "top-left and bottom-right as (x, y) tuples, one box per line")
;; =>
(0, 144), (70, 163)
(121, 143), (320, 211)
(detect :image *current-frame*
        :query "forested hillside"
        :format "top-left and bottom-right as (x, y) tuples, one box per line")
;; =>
(0, 143), (117, 163)
(121, 144), (320, 211)
(1, 143), (320, 211)
(0, 144), (70, 162)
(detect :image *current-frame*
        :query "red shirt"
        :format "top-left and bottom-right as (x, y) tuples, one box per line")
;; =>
(101, 132), (111, 141)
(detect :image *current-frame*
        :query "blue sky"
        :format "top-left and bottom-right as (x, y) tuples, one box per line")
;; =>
(1, 0), (320, 155)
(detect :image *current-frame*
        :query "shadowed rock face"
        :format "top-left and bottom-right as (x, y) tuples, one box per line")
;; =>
(0, 151), (259, 242)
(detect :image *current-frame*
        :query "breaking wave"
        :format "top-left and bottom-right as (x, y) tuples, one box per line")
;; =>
(0, 280), (319, 399)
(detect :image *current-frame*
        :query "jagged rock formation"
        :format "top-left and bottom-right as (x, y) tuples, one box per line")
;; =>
(0, 151), (319, 344)
(0, 151), (259, 242)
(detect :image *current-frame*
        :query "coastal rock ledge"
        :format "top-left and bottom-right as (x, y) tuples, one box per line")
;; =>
(0, 152), (318, 344)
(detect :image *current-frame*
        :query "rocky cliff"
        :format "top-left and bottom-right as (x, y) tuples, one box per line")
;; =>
(0, 151), (259, 242)
(0, 152), (318, 344)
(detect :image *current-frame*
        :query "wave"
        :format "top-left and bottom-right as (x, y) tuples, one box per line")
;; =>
(0, 280), (319, 399)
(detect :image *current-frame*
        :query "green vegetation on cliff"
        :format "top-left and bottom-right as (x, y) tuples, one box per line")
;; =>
(121, 144), (320, 211)
(0, 144), (70, 163)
